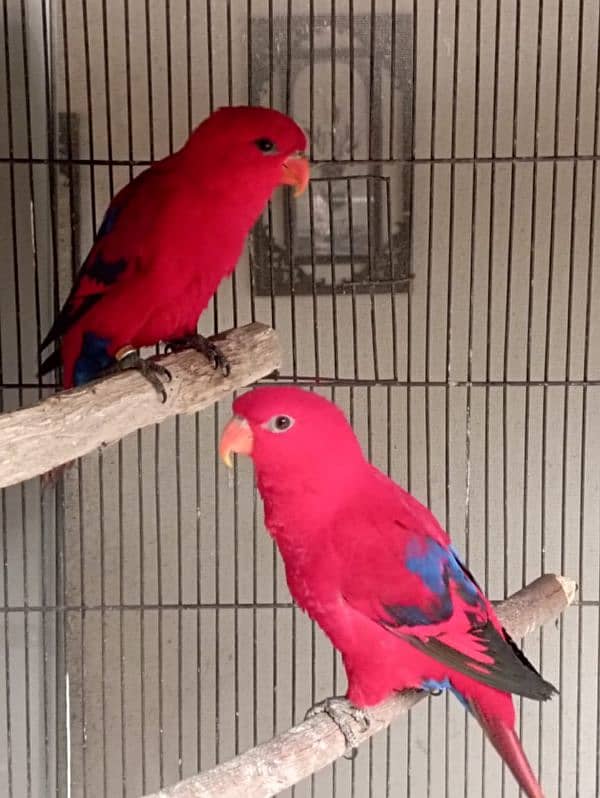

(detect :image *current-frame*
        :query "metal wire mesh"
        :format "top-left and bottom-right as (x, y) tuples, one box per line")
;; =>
(1, 1), (599, 796)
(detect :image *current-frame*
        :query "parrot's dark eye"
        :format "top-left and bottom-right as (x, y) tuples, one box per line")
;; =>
(255, 137), (277, 154)
(266, 414), (295, 433)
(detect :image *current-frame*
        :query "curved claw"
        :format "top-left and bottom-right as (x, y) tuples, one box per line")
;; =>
(164, 333), (231, 377)
(145, 362), (172, 402)
(152, 363), (172, 382)
(102, 350), (171, 403)
(206, 345), (230, 377)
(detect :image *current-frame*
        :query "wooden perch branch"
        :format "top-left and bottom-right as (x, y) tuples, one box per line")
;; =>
(0, 323), (281, 489)
(143, 573), (576, 798)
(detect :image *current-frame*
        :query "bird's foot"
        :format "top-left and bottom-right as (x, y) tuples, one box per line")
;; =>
(165, 333), (230, 377)
(305, 696), (371, 758)
(102, 347), (172, 403)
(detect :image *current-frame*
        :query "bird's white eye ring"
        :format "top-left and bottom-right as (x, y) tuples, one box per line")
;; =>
(264, 414), (295, 433)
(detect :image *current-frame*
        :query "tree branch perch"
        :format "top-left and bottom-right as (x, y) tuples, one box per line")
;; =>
(143, 573), (576, 798)
(0, 323), (281, 488)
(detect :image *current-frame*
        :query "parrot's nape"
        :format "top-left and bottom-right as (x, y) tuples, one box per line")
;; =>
(220, 386), (556, 798)
(39, 106), (309, 401)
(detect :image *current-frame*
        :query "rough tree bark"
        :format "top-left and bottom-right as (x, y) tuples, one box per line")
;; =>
(0, 323), (281, 488)
(143, 574), (576, 798)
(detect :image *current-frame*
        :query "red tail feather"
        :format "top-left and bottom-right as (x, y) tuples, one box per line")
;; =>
(470, 700), (544, 798)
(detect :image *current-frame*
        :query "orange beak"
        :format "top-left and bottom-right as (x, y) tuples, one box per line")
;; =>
(280, 154), (310, 197)
(219, 416), (254, 468)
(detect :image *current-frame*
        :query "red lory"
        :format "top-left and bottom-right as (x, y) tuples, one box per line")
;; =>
(220, 386), (556, 798)
(40, 107), (309, 400)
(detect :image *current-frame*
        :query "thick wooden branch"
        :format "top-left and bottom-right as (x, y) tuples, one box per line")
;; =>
(144, 574), (576, 798)
(0, 323), (281, 488)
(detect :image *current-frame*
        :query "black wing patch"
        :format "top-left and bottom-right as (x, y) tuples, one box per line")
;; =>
(40, 196), (129, 353)
(502, 627), (548, 679)
(40, 292), (104, 355)
(86, 255), (127, 286)
(383, 602), (453, 628)
(401, 619), (557, 701)
(40, 253), (126, 352)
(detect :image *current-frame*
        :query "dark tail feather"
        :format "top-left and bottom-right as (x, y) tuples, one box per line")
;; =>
(470, 701), (544, 798)
(38, 348), (61, 378)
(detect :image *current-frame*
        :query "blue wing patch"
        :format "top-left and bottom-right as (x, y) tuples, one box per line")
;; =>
(74, 332), (114, 386)
(390, 538), (484, 627)
(447, 546), (481, 606)
(405, 538), (448, 596)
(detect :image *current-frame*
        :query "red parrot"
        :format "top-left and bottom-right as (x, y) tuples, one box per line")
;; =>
(220, 386), (556, 798)
(40, 106), (309, 400)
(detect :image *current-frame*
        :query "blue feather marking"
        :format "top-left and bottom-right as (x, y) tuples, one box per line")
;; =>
(400, 539), (484, 629)
(405, 538), (447, 596)
(405, 538), (453, 621)
(421, 677), (451, 693)
(448, 547), (483, 607)
(406, 538), (483, 612)
(86, 255), (127, 286)
(74, 332), (113, 386)
(96, 205), (121, 239)
(421, 678), (469, 710)
(383, 604), (441, 627)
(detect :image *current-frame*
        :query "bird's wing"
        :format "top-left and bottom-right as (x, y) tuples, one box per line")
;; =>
(341, 519), (555, 701)
(40, 162), (172, 355)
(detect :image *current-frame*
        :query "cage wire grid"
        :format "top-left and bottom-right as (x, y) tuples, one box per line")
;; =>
(0, 0), (600, 796)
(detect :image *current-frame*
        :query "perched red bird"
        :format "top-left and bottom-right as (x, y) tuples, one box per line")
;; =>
(220, 386), (556, 798)
(40, 106), (309, 399)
